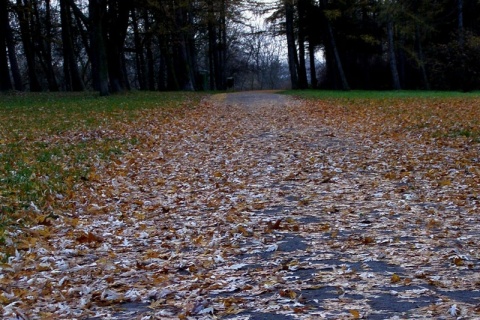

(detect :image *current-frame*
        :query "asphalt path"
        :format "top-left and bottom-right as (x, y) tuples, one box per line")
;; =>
(88, 91), (480, 319)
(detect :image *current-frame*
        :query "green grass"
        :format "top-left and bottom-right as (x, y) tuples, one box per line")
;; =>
(282, 89), (480, 142)
(282, 89), (480, 100)
(0, 91), (206, 252)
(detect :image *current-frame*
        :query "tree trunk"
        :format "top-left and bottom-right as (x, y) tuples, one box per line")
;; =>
(387, 19), (401, 90)
(4, 3), (22, 91)
(0, 35), (11, 91)
(213, 0), (227, 90)
(106, 0), (131, 93)
(142, 9), (155, 90)
(173, 3), (195, 91)
(207, 0), (217, 90)
(458, 0), (464, 47)
(89, 0), (109, 96)
(68, 0), (90, 53)
(285, 0), (298, 89)
(297, 0), (308, 89)
(33, 0), (58, 91)
(320, 0), (349, 90)
(132, 9), (146, 90)
(326, 20), (349, 90)
(0, 0), (12, 91)
(308, 42), (318, 88)
(415, 24), (429, 90)
(60, 0), (85, 91)
(16, 0), (41, 91)
(457, 0), (466, 92)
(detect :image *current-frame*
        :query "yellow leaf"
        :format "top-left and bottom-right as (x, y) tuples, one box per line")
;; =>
(289, 290), (297, 299)
(391, 273), (401, 283)
(439, 179), (451, 187)
(349, 309), (361, 318)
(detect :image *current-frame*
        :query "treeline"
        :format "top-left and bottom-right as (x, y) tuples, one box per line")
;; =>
(0, 0), (263, 95)
(277, 0), (480, 91)
(1, 1), (480, 94)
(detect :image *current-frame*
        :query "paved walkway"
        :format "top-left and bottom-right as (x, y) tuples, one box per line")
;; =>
(5, 92), (480, 319)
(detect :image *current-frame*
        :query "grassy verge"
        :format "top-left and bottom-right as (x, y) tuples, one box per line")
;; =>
(283, 90), (480, 142)
(0, 91), (206, 253)
(282, 89), (480, 99)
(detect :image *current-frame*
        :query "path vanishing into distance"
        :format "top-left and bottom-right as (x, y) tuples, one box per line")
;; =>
(4, 92), (480, 319)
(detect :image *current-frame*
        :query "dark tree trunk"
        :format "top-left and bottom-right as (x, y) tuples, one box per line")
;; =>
(157, 51), (166, 91)
(458, 0), (464, 47)
(326, 18), (349, 90)
(163, 37), (179, 90)
(141, 9), (155, 90)
(173, 3), (195, 91)
(105, 0), (131, 93)
(186, 2), (198, 90)
(16, 0), (41, 91)
(89, 0), (109, 96)
(44, 0), (59, 91)
(68, 0), (90, 54)
(146, 39), (155, 91)
(320, 0), (349, 90)
(415, 24), (429, 90)
(297, 0), (308, 89)
(60, 0), (85, 91)
(285, 0), (298, 89)
(387, 19), (401, 90)
(207, 0), (226, 90)
(308, 42), (318, 88)
(218, 0), (226, 90)
(33, 0), (58, 91)
(456, 0), (470, 91)
(5, 28), (22, 90)
(132, 9), (146, 90)
(0, 35), (11, 91)
(207, 0), (217, 90)
(208, 28), (216, 90)
(0, 0), (12, 91)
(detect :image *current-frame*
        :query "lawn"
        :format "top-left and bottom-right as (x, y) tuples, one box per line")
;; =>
(284, 89), (480, 142)
(0, 91), (205, 256)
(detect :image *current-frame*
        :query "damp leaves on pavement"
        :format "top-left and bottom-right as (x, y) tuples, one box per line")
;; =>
(1, 92), (480, 319)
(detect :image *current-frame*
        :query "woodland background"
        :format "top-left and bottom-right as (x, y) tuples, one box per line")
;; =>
(1, 0), (480, 95)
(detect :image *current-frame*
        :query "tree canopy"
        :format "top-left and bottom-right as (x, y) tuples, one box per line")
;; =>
(277, 0), (480, 91)
(0, 0), (479, 94)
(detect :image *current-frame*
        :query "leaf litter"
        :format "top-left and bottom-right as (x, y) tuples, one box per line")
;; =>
(1, 92), (480, 319)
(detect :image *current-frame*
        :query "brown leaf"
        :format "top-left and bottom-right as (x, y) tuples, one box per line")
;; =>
(76, 232), (101, 244)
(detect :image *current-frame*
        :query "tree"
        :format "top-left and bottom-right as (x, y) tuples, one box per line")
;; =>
(206, 0), (228, 90)
(33, 0), (58, 91)
(320, 0), (349, 90)
(296, 0), (308, 89)
(0, 0), (12, 91)
(60, 0), (85, 91)
(89, 0), (109, 95)
(1, 0), (479, 92)
(284, 0), (299, 89)
(4, 1), (22, 92)
(105, 0), (132, 93)
(382, 1), (401, 90)
(15, 0), (42, 91)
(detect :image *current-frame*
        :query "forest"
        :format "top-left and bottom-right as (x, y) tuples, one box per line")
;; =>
(1, 0), (480, 95)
